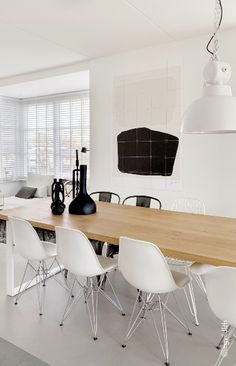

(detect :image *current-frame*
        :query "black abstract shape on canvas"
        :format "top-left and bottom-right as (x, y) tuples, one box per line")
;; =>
(117, 127), (179, 176)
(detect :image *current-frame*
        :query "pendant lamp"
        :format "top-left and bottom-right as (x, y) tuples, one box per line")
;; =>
(181, 0), (236, 134)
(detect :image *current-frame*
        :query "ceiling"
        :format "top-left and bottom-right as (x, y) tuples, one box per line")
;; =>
(0, 70), (89, 98)
(0, 0), (235, 79)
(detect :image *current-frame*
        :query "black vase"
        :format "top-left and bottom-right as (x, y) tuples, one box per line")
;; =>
(69, 165), (96, 215)
(51, 179), (65, 215)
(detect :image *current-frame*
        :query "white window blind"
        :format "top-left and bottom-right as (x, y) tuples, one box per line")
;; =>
(0, 97), (21, 181)
(23, 91), (90, 179)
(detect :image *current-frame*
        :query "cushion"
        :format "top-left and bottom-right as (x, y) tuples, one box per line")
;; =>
(34, 186), (48, 198)
(15, 187), (37, 199)
(26, 173), (54, 196)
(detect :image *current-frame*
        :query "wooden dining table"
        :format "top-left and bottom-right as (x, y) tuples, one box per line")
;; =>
(1, 197), (236, 296)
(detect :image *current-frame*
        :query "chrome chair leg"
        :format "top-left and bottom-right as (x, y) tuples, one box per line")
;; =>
(216, 326), (231, 349)
(122, 291), (192, 365)
(59, 276), (81, 326)
(183, 280), (199, 326)
(14, 260), (30, 305)
(99, 274), (125, 315)
(192, 273), (206, 295)
(86, 278), (99, 340)
(214, 327), (235, 366)
(14, 260), (43, 307)
(36, 263), (45, 316)
(59, 273), (123, 340)
(165, 293), (192, 335)
(122, 291), (145, 348)
(158, 295), (169, 366)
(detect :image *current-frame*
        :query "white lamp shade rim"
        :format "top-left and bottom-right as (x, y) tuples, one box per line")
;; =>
(181, 95), (236, 134)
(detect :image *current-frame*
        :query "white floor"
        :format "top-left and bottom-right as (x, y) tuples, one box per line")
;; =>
(0, 243), (235, 366)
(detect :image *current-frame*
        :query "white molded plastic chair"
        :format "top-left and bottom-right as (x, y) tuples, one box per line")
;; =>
(10, 217), (58, 315)
(204, 267), (236, 366)
(118, 236), (192, 366)
(168, 197), (206, 326)
(56, 226), (124, 340)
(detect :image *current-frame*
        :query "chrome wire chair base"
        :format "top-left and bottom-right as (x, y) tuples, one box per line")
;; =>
(14, 257), (63, 316)
(191, 272), (207, 295)
(167, 259), (204, 326)
(214, 326), (236, 366)
(59, 273), (124, 340)
(216, 326), (231, 349)
(122, 290), (192, 366)
(183, 281), (199, 326)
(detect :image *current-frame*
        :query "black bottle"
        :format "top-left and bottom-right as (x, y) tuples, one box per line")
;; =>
(69, 165), (96, 215)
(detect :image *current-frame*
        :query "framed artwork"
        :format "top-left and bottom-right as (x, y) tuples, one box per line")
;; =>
(113, 66), (182, 190)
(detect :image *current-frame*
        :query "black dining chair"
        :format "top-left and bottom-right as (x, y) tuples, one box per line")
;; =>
(122, 195), (162, 209)
(90, 191), (120, 204)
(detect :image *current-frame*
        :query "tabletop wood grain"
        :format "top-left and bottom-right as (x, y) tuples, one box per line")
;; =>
(1, 198), (236, 266)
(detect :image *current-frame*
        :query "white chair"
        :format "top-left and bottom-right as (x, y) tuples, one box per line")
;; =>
(10, 217), (58, 316)
(118, 236), (192, 366)
(56, 226), (124, 340)
(167, 197), (206, 326)
(204, 267), (236, 366)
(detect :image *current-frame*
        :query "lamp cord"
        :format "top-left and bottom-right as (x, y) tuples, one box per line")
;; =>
(206, 0), (223, 59)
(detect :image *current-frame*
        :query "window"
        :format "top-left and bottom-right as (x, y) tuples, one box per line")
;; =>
(0, 97), (21, 181)
(23, 92), (90, 179)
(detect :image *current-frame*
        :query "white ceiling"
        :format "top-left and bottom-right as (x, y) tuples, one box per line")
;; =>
(0, 70), (89, 98)
(0, 0), (235, 79)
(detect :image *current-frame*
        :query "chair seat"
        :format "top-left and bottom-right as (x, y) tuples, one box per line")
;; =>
(190, 262), (215, 275)
(42, 241), (57, 258)
(166, 256), (192, 267)
(171, 270), (190, 288)
(97, 255), (117, 273)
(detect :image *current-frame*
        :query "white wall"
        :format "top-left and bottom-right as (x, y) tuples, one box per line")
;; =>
(0, 29), (236, 217)
(89, 28), (236, 218)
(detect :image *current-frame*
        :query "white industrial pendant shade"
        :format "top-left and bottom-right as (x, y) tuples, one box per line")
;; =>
(182, 61), (236, 134)
(181, 0), (236, 134)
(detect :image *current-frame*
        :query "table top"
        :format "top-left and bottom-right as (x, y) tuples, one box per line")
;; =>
(1, 198), (236, 267)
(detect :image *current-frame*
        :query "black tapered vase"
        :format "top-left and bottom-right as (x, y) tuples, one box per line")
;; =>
(69, 165), (96, 215)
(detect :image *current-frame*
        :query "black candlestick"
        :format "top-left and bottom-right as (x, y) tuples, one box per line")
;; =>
(72, 149), (80, 198)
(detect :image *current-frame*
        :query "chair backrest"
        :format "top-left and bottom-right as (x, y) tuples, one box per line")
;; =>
(9, 217), (46, 261)
(118, 237), (177, 294)
(171, 197), (205, 215)
(204, 267), (236, 328)
(90, 191), (120, 204)
(122, 195), (162, 209)
(56, 226), (104, 277)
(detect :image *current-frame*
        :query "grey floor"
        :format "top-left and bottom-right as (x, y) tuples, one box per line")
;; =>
(0, 244), (235, 366)
(0, 337), (50, 366)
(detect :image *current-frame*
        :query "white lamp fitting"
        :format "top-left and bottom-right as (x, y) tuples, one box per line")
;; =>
(181, 60), (236, 134)
(181, 0), (236, 134)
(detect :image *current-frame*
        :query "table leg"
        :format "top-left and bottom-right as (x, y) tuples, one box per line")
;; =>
(6, 220), (15, 296)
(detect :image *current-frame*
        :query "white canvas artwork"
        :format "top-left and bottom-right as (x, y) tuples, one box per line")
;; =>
(113, 66), (182, 190)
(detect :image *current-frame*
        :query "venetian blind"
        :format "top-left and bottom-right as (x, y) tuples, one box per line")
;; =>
(0, 97), (21, 181)
(23, 91), (90, 179)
